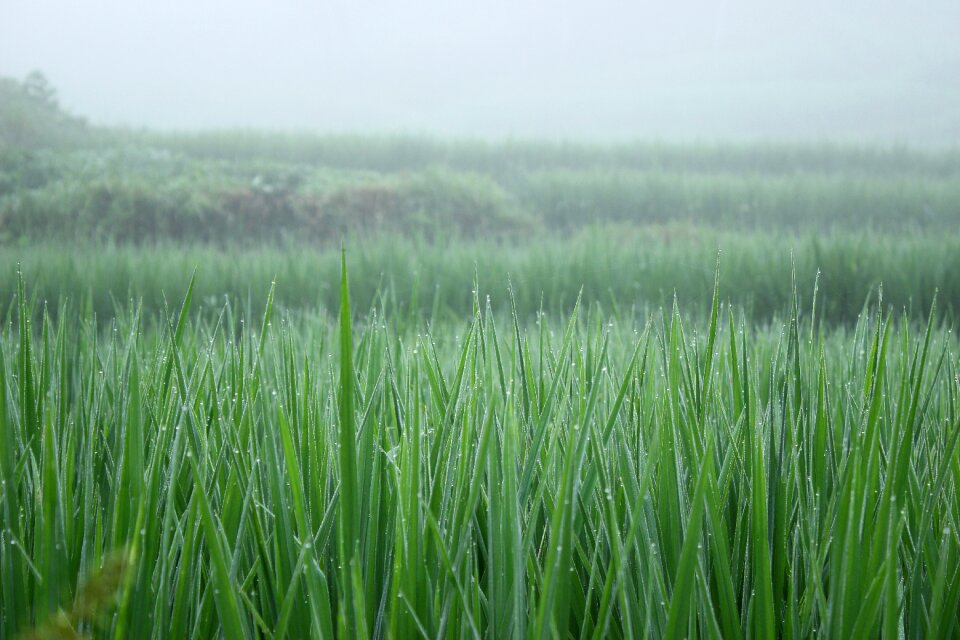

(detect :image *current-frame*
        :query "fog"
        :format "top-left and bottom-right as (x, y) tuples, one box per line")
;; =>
(2, 0), (958, 142)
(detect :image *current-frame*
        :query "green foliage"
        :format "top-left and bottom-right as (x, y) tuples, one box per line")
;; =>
(2, 72), (959, 637)
(2, 229), (959, 324)
(0, 73), (91, 150)
(520, 168), (960, 232)
(141, 130), (960, 178)
(1, 114), (959, 244)
(0, 150), (536, 244)
(1, 273), (958, 638)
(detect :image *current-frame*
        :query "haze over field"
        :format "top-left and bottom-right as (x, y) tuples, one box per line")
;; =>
(6, 2), (960, 639)
(3, 0), (959, 142)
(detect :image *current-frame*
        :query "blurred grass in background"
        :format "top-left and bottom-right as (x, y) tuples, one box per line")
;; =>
(3, 229), (957, 325)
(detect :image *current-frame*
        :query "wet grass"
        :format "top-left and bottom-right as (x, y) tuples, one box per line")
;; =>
(2, 263), (959, 638)
(2, 229), (959, 326)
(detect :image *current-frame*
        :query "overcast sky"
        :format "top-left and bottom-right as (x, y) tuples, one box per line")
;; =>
(2, 0), (958, 142)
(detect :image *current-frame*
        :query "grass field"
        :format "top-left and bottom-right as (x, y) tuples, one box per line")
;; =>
(2, 76), (960, 637)
(2, 230), (959, 326)
(3, 143), (960, 245)
(2, 264), (959, 638)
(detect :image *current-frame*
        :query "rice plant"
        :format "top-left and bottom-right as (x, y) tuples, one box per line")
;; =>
(1, 261), (959, 638)
(4, 230), (960, 325)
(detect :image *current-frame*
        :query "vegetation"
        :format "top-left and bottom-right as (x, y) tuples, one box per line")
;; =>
(1, 73), (958, 246)
(2, 230), (959, 325)
(2, 144), (959, 245)
(1, 73), (959, 637)
(0, 73), (92, 150)
(2, 267), (959, 638)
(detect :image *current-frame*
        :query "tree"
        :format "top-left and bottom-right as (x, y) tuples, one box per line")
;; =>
(22, 71), (59, 109)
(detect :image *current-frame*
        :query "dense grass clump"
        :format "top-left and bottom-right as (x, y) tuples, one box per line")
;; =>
(3, 230), (959, 324)
(2, 266), (959, 638)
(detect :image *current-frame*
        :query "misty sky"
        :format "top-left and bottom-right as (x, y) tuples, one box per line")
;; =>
(2, 1), (959, 142)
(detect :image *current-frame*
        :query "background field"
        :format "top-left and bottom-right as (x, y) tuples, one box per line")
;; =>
(3, 75), (960, 327)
